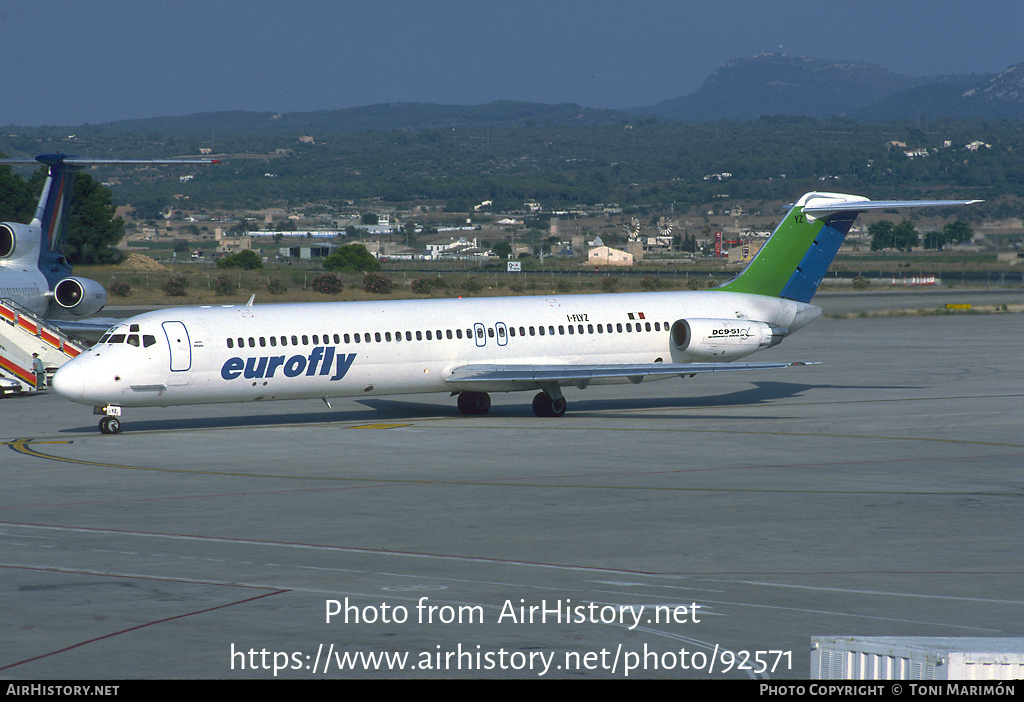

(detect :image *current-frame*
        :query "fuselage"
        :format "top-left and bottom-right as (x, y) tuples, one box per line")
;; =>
(52, 289), (820, 409)
(0, 266), (50, 316)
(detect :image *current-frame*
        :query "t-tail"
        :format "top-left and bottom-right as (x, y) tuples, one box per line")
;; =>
(717, 192), (981, 303)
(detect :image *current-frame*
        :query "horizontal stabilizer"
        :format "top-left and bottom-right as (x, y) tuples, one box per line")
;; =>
(802, 197), (982, 221)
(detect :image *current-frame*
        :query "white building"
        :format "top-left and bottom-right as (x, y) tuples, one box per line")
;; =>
(588, 246), (633, 266)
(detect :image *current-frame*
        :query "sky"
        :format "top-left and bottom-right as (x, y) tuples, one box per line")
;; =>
(2, 0), (1023, 126)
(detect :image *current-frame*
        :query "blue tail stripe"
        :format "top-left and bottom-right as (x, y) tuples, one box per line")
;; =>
(778, 213), (857, 303)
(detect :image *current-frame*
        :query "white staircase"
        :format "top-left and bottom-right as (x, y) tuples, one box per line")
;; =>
(0, 298), (88, 394)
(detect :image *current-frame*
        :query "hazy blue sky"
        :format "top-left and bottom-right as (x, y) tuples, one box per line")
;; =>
(2, 1), (1022, 126)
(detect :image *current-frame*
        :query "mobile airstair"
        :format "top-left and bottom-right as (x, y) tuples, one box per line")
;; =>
(0, 298), (88, 395)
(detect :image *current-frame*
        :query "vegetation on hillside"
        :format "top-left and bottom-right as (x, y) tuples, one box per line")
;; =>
(4, 118), (1024, 222)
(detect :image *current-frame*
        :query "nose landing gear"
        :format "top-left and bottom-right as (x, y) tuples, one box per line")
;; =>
(95, 405), (123, 434)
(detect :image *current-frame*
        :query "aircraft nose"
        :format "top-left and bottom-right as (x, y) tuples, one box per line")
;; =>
(52, 362), (85, 400)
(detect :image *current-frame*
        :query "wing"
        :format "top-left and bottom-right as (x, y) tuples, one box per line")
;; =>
(446, 361), (816, 393)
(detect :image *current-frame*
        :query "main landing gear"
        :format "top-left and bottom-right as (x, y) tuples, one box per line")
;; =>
(531, 391), (566, 417)
(455, 390), (567, 417)
(457, 391), (491, 415)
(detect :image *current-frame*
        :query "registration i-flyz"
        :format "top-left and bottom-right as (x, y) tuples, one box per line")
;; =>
(52, 192), (978, 434)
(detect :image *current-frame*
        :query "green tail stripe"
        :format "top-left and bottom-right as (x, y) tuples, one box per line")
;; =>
(717, 206), (823, 298)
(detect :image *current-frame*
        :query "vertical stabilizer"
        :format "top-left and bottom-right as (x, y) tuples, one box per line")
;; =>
(717, 192), (979, 303)
(31, 154), (78, 258)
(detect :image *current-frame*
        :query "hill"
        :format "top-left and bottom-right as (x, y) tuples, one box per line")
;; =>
(641, 54), (938, 120)
(88, 101), (630, 135)
(69, 54), (1023, 134)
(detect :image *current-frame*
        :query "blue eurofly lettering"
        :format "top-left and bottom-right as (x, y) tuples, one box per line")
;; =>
(221, 346), (356, 382)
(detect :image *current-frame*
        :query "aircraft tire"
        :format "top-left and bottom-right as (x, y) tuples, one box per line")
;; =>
(99, 416), (122, 434)
(532, 392), (566, 418)
(457, 391), (491, 415)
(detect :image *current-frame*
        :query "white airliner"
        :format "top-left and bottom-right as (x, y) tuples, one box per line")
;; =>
(52, 192), (978, 433)
(0, 154), (214, 338)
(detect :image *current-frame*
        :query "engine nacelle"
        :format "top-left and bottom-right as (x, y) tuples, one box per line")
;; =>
(54, 277), (108, 316)
(670, 318), (787, 361)
(0, 223), (20, 258)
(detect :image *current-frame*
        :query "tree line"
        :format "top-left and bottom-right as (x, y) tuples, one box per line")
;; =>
(2, 117), (1015, 218)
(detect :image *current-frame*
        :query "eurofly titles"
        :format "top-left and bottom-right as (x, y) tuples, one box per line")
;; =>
(221, 347), (357, 382)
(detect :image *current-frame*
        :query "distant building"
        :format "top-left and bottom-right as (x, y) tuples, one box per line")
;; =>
(588, 246), (633, 266)
(728, 240), (763, 263)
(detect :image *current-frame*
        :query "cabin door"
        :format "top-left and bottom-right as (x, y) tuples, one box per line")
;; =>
(162, 321), (192, 372)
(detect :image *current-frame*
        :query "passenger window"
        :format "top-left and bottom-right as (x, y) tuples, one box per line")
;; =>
(302, 335), (309, 345)
(456, 329), (462, 339)
(617, 323), (623, 332)
(291, 336), (298, 345)
(248, 337), (256, 347)
(645, 322), (651, 331)
(529, 326), (535, 336)
(567, 325), (574, 335)
(227, 338), (234, 349)
(385, 332), (392, 342)
(538, 326), (545, 336)
(487, 328), (494, 338)
(446, 330), (453, 339)
(270, 337), (277, 347)
(344, 334), (351, 344)
(587, 324), (593, 334)
(259, 337), (266, 347)
(558, 325), (564, 335)
(597, 324), (603, 333)
(375, 332), (381, 342)
(426, 331), (433, 340)
(498, 327), (505, 338)
(406, 331), (413, 341)
(626, 323), (632, 332)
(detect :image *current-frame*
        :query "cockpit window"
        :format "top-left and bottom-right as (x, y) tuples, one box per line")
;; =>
(108, 334), (126, 344)
(127, 335), (140, 347)
(143, 335), (156, 348)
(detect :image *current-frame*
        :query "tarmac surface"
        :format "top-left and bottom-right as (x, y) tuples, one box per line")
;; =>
(2, 297), (1023, 679)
